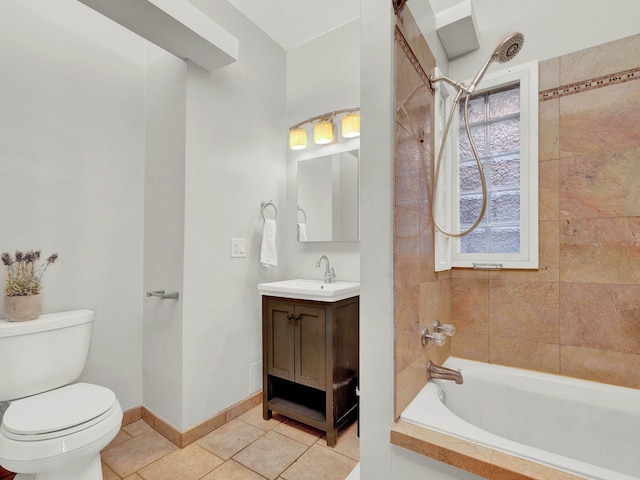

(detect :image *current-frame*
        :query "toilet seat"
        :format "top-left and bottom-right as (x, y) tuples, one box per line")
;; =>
(1, 383), (116, 441)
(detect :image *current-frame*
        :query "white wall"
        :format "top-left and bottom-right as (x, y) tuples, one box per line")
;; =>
(182, 0), (286, 429)
(449, 0), (640, 81)
(142, 47), (187, 428)
(284, 20), (361, 282)
(359, 0), (396, 478)
(0, 0), (145, 410)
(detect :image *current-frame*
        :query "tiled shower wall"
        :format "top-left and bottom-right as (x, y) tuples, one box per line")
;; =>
(450, 33), (640, 389)
(393, 10), (451, 418)
(394, 25), (640, 416)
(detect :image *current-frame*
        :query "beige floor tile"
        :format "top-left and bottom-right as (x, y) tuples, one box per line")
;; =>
(104, 429), (133, 451)
(198, 419), (265, 460)
(101, 429), (179, 478)
(137, 443), (223, 480)
(239, 405), (285, 432)
(123, 475), (144, 480)
(274, 419), (323, 446)
(234, 431), (308, 480)
(318, 422), (359, 461)
(281, 444), (357, 480)
(122, 419), (154, 437)
(102, 462), (121, 480)
(201, 460), (267, 480)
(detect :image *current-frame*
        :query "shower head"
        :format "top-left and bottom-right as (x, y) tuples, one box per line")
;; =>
(467, 32), (525, 94)
(493, 33), (525, 63)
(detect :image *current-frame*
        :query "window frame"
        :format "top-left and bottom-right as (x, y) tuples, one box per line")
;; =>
(434, 60), (539, 270)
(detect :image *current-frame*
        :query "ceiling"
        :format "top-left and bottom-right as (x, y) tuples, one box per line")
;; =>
(226, 0), (360, 50)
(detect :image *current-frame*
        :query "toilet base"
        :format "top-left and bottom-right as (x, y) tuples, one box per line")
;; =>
(14, 453), (102, 480)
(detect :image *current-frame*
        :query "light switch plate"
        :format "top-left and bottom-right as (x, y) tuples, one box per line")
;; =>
(230, 238), (246, 258)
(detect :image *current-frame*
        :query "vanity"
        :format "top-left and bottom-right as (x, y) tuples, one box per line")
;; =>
(258, 279), (359, 446)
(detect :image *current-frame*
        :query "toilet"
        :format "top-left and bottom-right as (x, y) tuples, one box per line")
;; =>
(0, 310), (122, 480)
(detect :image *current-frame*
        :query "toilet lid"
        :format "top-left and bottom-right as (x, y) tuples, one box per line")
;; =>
(2, 383), (116, 437)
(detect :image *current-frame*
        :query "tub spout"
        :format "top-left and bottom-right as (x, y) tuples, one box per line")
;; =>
(427, 360), (463, 384)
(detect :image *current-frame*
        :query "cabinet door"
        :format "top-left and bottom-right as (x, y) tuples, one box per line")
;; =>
(266, 302), (295, 381)
(294, 306), (326, 390)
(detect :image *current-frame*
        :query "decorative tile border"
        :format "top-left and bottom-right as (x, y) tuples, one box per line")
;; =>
(395, 26), (432, 91)
(540, 67), (640, 101)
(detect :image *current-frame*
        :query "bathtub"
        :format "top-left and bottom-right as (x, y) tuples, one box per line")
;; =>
(399, 358), (640, 480)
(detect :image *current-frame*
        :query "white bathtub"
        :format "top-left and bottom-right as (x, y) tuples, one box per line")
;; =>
(401, 358), (640, 480)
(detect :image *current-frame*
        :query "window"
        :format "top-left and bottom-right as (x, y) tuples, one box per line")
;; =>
(435, 61), (538, 270)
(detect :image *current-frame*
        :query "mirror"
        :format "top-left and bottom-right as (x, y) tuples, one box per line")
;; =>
(297, 149), (359, 242)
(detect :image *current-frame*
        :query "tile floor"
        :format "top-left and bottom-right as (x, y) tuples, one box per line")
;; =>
(0, 405), (359, 480)
(100, 404), (359, 480)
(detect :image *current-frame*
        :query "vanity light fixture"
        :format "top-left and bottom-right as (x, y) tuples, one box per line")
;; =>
(288, 107), (360, 150)
(289, 127), (307, 150)
(314, 119), (335, 145)
(341, 112), (360, 138)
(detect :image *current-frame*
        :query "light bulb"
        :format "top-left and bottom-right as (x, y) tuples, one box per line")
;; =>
(289, 128), (307, 150)
(341, 113), (360, 138)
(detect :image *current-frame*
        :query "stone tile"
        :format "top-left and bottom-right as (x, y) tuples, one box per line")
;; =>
(539, 99), (559, 161)
(539, 56), (560, 91)
(489, 336), (560, 374)
(419, 278), (451, 330)
(559, 147), (640, 219)
(538, 158), (559, 220)
(201, 460), (265, 480)
(225, 392), (262, 423)
(395, 125), (430, 216)
(104, 429), (132, 451)
(123, 475), (144, 480)
(560, 33), (640, 86)
(560, 217), (640, 285)
(239, 405), (285, 432)
(449, 332), (489, 363)
(396, 354), (429, 418)
(489, 279), (559, 343)
(322, 421), (359, 462)
(394, 208), (423, 289)
(559, 81), (640, 157)
(233, 431), (307, 480)
(560, 283), (640, 355)
(102, 463), (120, 480)
(560, 345), (640, 389)
(451, 278), (489, 334)
(198, 419), (265, 460)
(281, 444), (357, 480)
(101, 429), (179, 478)
(274, 419), (324, 447)
(182, 412), (225, 447)
(394, 285), (421, 374)
(137, 443), (223, 480)
(122, 419), (153, 437)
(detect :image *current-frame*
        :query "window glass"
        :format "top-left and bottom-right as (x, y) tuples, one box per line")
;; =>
(458, 84), (521, 255)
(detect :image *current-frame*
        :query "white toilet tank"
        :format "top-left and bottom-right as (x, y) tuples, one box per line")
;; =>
(0, 309), (94, 402)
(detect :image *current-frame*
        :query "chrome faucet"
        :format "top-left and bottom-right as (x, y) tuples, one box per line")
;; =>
(316, 255), (336, 283)
(427, 360), (463, 384)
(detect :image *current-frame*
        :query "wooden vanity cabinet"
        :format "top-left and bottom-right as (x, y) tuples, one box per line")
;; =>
(262, 295), (359, 447)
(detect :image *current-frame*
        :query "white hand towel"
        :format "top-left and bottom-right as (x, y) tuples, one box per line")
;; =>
(260, 218), (277, 268)
(297, 223), (308, 242)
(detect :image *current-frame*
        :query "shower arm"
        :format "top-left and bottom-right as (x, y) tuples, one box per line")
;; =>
(429, 75), (471, 94)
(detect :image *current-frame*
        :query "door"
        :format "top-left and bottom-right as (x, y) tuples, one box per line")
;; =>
(266, 302), (295, 381)
(294, 306), (326, 390)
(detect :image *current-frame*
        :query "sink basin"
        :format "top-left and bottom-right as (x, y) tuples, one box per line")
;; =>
(258, 279), (360, 302)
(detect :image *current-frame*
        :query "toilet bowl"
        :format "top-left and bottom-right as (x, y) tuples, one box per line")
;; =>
(0, 310), (123, 480)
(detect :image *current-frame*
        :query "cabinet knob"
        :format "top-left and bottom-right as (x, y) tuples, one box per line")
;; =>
(287, 314), (300, 321)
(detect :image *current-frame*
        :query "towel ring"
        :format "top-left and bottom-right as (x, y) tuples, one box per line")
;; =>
(261, 201), (277, 220)
(297, 206), (307, 223)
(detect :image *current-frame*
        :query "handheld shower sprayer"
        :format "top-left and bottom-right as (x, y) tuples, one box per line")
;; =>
(467, 33), (524, 94)
(430, 33), (524, 238)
